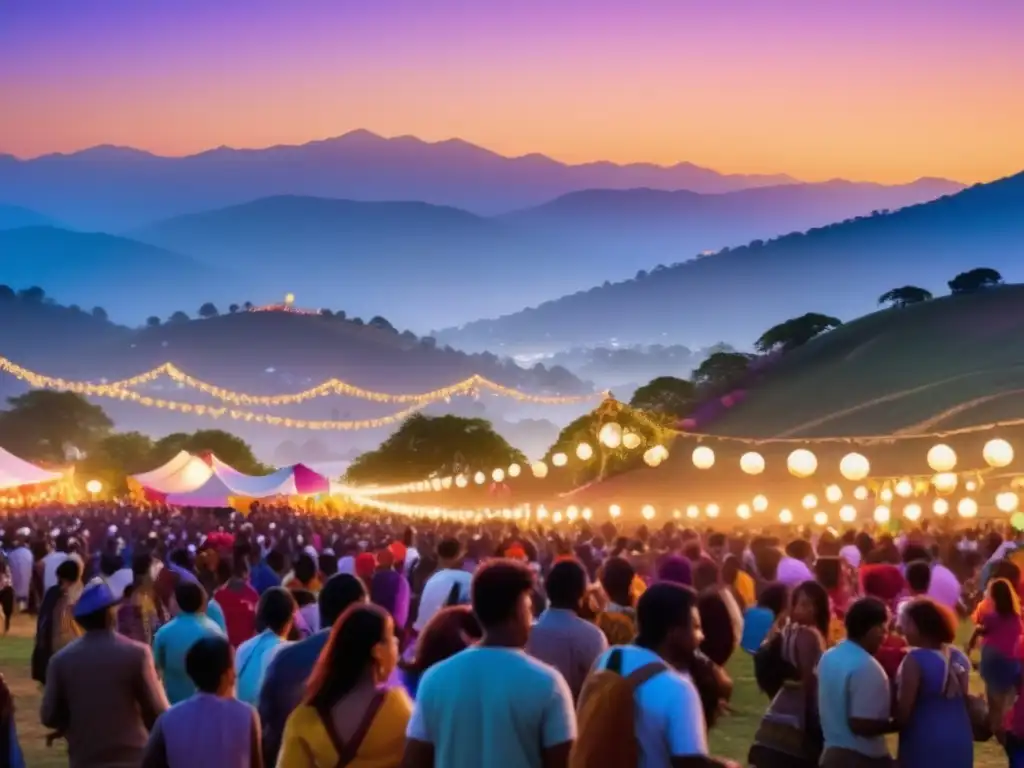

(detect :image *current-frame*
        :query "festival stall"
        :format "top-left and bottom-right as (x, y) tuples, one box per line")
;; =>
(165, 462), (330, 508)
(129, 451), (215, 498)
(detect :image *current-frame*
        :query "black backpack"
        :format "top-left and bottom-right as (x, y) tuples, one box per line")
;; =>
(753, 631), (797, 698)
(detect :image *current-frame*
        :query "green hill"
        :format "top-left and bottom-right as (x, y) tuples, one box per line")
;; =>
(709, 285), (1024, 438)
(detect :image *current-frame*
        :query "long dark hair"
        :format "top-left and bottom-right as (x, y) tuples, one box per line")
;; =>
(305, 604), (390, 710)
(792, 580), (831, 639)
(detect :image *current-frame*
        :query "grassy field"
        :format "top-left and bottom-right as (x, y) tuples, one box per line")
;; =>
(710, 286), (1024, 439)
(0, 616), (1009, 766)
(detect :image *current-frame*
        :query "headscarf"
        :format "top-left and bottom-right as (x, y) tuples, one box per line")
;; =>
(657, 555), (693, 586)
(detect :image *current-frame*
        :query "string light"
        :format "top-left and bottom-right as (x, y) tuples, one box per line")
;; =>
(641, 504), (656, 520)
(686, 505), (700, 519)
(801, 493), (818, 510)
(692, 446), (715, 470)
(853, 486), (869, 501)
(813, 511), (828, 526)
(825, 484), (843, 503)
(984, 439), (1014, 468)
(873, 505), (891, 524)
(551, 453), (568, 468)
(957, 497), (978, 518)
(933, 498), (949, 515)
(609, 504), (622, 518)
(787, 449), (817, 478)
(740, 451), (765, 475)
(904, 503), (922, 521)
(706, 503), (720, 518)
(622, 432), (642, 450)
(839, 505), (857, 523)
(737, 503), (751, 519)
(840, 452), (870, 481)
(932, 473), (958, 494)
(894, 479), (914, 498)
(576, 442), (594, 461)
(927, 444), (957, 472)
(507, 463), (521, 478)
(531, 461), (548, 479)
(779, 509), (793, 524)
(752, 494), (769, 512)
(996, 491), (1019, 513)
(599, 423), (623, 449)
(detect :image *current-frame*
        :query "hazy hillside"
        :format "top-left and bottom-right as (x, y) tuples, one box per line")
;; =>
(0, 131), (800, 229)
(0, 227), (226, 322)
(437, 171), (1024, 353)
(0, 203), (55, 230)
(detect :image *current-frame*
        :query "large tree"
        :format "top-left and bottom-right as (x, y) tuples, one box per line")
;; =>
(629, 376), (696, 418)
(345, 414), (526, 485)
(152, 429), (267, 475)
(691, 351), (754, 392)
(77, 431), (156, 494)
(0, 390), (113, 464)
(755, 312), (842, 353)
(878, 286), (933, 308)
(948, 268), (1003, 295)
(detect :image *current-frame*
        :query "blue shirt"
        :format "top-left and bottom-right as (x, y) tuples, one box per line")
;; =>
(206, 599), (228, 633)
(234, 630), (288, 706)
(407, 647), (576, 768)
(153, 612), (225, 704)
(817, 639), (892, 758)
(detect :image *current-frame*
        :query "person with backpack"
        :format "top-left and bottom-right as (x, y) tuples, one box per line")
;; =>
(575, 582), (739, 768)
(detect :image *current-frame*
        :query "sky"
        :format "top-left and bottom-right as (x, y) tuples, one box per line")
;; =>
(2, 0), (1023, 184)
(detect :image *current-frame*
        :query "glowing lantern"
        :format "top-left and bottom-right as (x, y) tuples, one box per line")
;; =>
(473, 471), (486, 485)
(706, 503), (720, 518)
(643, 448), (663, 467)
(581, 507), (593, 521)
(839, 452), (870, 481)
(779, 509), (793, 524)
(686, 505), (700, 519)
(508, 463), (521, 478)
(441, 476), (453, 489)
(552, 452), (568, 467)
(839, 505), (857, 522)
(692, 446), (715, 470)
(813, 511), (829, 526)
(491, 468), (505, 483)
(825, 484), (843, 503)
(576, 442), (594, 461)
(873, 505), (891, 524)
(984, 438), (1014, 468)
(622, 432), (642, 450)
(431, 478), (443, 491)
(880, 488), (894, 503)
(740, 451), (765, 475)
(957, 497), (978, 518)
(609, 504), (622, 518)
(641, 504), (656, 520)
(802, 493), (818, 510)
(997, 492), (1019, 513)
(86, 479), (102, 495)
(672, 509), (682, 519)
(599, 422), (623, 449)
(531, 461), (548, 479)
(566, 505), (579, 521)
(853, 485), (869, 500)
(737, 503), (751, 519)
(933, 498), (949, 515)
(455, 475), (468, 488)
(932, 473), (958, 494)
(787, 449), (817, 478)
(927, 444), (957, 472)
(552, 511), (563, 524)
(895, 479), (913, 498)
(903, 503), (922, 521)
(752, 494), (769, 512)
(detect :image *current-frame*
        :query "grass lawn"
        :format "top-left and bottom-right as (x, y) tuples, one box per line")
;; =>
(0, 615), (1010, 766)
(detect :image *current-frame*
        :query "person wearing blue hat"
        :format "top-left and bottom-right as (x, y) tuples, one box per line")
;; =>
(41, 579), (169, 767)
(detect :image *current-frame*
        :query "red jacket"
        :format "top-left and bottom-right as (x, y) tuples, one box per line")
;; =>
(213, 581), (259, 647)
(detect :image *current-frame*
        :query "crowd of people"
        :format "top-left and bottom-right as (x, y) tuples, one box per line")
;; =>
(1, 502), (1024, 767)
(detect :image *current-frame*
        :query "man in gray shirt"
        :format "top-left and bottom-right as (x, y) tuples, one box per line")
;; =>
(526, 560), (608, 700)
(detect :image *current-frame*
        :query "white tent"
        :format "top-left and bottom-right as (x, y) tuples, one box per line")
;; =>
(165, 463), (329, 507)
(130, 451), (214, 495)
(0, 447), (62, 491)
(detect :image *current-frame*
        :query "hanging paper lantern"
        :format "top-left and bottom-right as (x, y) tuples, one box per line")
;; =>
(933, 498), (949, 515)
(740, 451), (765, 475)
(455, 475), (468, 488)
(706, 503), (720, 518)
(801, 493), (818, 510)
(531, 461), (548, 479)
(873, 505), (891, 524)
(997, 491), (1019, 513)
(641, 504), (656, 520)
(932, 473), (958, 494)
(880, 488), (894, 503)
(622, 432), (642, 450)
(839, 452), (870, 481)
(853, 485), (869, 500)
(598, 422), (623, 449)
(686, 505), (700, 519)
(643, 448), (663, 468)
(609, 504), (621, 518)
(752, 494), (769, 512)
(473, 471), (486, 485)
(839, 505), (857, 523)
(736, 503), (751, 519)
(957, 497), (978, 518)
(491, 468), (505, 483)
(778, 508), (793, 524)
(581, 507), (592, 520)
(576, 442), (594, 461)
(903, 503), (922, 521)
(825, 484), (843, 503)
(441, 476), (453, 489)
(566, 505), (579, 521)
(431, 478), (443, 491)
(813, 511), (828, 526)
(552, 452), (568, 467)
(507, 463), (521, 478)
(984, 439), (1014, 468)
(692, 446), (715, 469)
(894, 479), (913, 498)
(787, 449), (817, 478)
(927, 444), (957, 472)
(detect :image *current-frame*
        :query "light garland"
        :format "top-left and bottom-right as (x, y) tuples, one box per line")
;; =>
(0, 356), (602, 407)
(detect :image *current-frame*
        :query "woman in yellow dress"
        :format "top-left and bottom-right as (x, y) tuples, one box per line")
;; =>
(277, 604), (412, 768)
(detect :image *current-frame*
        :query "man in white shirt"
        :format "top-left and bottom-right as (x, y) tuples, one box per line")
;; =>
(589, 582), (738, 768)
(412, 537), (471, 633)
(41, 536), (71, 593)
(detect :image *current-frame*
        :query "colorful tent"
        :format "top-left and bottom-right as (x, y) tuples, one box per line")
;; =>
(129, 451), (215, 495)
(0, 447), (63, 490)
(165, 463), (329, 508)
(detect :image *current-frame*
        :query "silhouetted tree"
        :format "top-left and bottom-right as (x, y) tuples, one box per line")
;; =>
(319, 308), (334, 317)
(91, 306), (108, 321)
(369, 315), (398, 333)
(334, 310), (346, 320)
(630, 376), (696, 418)
(400, 330), (418, 342)
(948, 268), (1003, 295)
(0, 285), (14, 301)
(228, 303), (239, 314)
(146, 316), (161, 328)
(68, 304), (82, 314)
(242, 301), (254, 311)
(169, 310), (190, 323)
(18, 286), (45, 303)
(878, 286), (933, 308)
(0, 390), (112, 463)
(350, 317), (364, 326)
(755, 312), (842, 353)
(419, 336), (437, 350)
(198, 302), (219, 318)
(692, 352), (754, 391)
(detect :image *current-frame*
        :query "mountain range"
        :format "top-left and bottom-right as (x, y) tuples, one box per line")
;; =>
(1, 129), (954, 230)
(436, 171), (1024, 352)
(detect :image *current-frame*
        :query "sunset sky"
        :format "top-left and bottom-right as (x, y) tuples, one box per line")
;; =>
(3, 0), (1023, 183)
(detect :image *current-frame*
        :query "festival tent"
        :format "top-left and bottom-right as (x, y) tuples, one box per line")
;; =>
(165, 463), (330, 507)
(129, 451), (215, 496)
(0, 446), (63, 490)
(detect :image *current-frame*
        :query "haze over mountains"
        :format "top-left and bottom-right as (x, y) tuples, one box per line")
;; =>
(437, 171), (1024, 353)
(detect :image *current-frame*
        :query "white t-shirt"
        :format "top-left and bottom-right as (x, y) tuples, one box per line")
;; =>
(413, 568), (472, 632)
(407, 647), (575, 768)
(42, 551), (70, 592)
(105, 567), (135, 600)
(591, 646), (708, 768)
